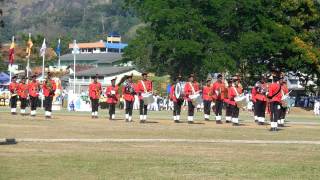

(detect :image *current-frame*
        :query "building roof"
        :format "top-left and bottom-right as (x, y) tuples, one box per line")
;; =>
(60, 53), (122, 64)
(73, 66), (135, 77)
(105, 43), (128, 49)
(69, 41), (105, 49)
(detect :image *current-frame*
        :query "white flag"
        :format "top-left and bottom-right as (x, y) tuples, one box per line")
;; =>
(72, 40), (80, 54)
(40, 38), (46, 57)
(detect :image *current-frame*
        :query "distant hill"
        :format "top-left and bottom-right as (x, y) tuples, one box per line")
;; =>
(0, 0), (140, 43)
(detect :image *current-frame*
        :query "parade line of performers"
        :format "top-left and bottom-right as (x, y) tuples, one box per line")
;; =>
(8, 72), (290, 132)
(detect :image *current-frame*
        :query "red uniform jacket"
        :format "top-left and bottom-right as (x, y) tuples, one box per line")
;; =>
(255, 83), (268, 102)
(212, 81), (226, 100)
(43, 80), (57, 97)
(18, 83), (28, 99)
(136, 80), (153, 100)
(224, 86), (232, 105)
(28, 81), (40, 97)
(268, 82), (282, 102)
(251, 87), (257, 103)
(9, 82), (18, 95)
(202, 85), (212, 101)
(184, 81), (200, 101)
(89, 82), (102, 100)
(122, 82), (135, 101)
(228, 86), (243, 106)
(170, 85), (178, 102)
(106, 85), (119, 104)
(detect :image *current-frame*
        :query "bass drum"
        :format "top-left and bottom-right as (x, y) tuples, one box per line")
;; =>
(142, 92), (154, 105)
(174, 82), (185, 99)
(189, 93), (203, 107)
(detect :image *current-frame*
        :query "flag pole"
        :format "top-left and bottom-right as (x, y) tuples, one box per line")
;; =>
(26, 33), (31, 78)
(73, 51), (76, 94)
(58, 39), (61, 68)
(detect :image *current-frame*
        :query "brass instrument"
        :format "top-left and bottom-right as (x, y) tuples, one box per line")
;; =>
(46, 79), (55, 96)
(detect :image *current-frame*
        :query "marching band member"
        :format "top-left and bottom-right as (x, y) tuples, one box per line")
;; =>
(212, 74), (226, 124)
(255, 76), (268, 125)
(9, 76), (18, 115)
(251, 84), (258, 122)
(89, 75), (102, 119)
(137, 72), (153, 123)
(17, 77), (28, 116)
(228, 77), (243, 126)
(28, 74), (40, 116)
(184, 74), (200, 124)
(106, 77), (119, 120)
(279, 77), (289, 127)
(170, 75), (183, 123)
(267, 76), (282, 131)
(224, 79), (233, 123)
(43, 73), (56, 119)
(202, 77), (212, 121)
(122, 74), (135, 122)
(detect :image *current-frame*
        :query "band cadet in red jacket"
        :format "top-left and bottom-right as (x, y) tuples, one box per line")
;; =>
(224, 79), (233, 123)
(17, 77), (28, 115)
(228, 77), (243, 126)
(267, 75), (283, 131)
(202, 77), (212, 121)
(43, 72), (56, 119)
(122, 74), (135, 122)
(279, 77), (289, 127)
(106, 77), (119, 120)
(28, 74), (40, 116)
(212, 74), (226, 124)
(184, 74), (200, 124)
(136, 72), (153, 123)
(89, 75), (102, 119)
(170, 75), (184, 123)
(251, 83), (257, 122)
(255, 76), (268, 125)
(9, 76), (19, 115)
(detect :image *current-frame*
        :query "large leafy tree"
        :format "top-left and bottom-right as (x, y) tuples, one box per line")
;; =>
(124, 0), (320, 88)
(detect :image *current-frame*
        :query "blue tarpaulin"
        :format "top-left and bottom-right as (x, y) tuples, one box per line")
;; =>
(0, 72), (9, 84)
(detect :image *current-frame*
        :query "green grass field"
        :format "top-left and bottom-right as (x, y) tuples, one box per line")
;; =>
(0, 107), (320, 179)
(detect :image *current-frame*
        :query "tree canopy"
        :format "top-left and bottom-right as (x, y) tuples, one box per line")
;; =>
(124, 0), (320, 87)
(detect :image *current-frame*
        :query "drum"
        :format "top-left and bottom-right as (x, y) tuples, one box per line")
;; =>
(281, 95), (289, 108)
(189, 94), (203, 106)
(142, 92), (154, 105)
(234, 94), (247, 108)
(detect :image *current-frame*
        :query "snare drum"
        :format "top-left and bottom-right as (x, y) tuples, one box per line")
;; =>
(234, 94), (247, 108)
(189, 94), (203, 106)
(142, 93), (154, 105)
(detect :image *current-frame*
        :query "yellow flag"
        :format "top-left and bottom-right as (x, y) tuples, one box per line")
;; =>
(26, 36), (33, 58)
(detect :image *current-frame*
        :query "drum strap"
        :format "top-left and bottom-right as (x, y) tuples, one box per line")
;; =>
(141, 80), (147, 93)
(233, 87), (239, 96)
(268, 84), (281, 99)
(189, 82), (196, 94)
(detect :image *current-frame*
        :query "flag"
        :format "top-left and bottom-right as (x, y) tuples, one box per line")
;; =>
(8, 36), (15, 65)
(40, 38), (46, 57)
(72, 40), (80, 54)
(56, 38), (61, 56)
(26, 35), (33, 58)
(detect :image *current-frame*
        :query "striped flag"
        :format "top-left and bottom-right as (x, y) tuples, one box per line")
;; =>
(40, 38), (46, 57)
(26, 34), (33, 58)
(56, 38), (61, 56)
(8, 36), (15, 65)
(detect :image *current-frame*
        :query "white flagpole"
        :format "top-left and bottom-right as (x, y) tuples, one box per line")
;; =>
(26, 33), (31, 78)
(73, 52), (76, 94)
(58, 39), (61, 68)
